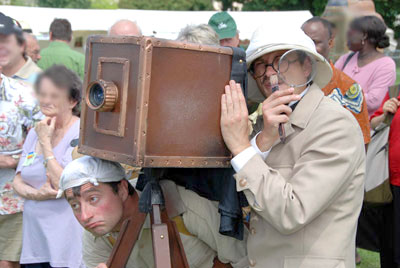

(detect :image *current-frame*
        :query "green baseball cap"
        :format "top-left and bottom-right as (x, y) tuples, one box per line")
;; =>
(208, 12), (237, 40)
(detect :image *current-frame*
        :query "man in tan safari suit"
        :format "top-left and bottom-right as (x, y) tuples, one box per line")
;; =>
(220, 24), (365, 267)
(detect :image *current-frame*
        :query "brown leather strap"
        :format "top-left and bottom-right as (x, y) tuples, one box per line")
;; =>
(106, 193), (147, 268)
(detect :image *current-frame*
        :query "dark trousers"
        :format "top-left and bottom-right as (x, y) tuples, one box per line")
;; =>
(357, 185), (400, 268)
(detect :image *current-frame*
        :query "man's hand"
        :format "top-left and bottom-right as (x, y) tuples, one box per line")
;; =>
(256, 88), (300, 152)
(95, 263), (108, 268)
(220, 80), (251, 156)
(383, 97), (399, 116)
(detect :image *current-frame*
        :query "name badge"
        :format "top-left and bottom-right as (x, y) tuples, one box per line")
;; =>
(23, 152), (36, 166)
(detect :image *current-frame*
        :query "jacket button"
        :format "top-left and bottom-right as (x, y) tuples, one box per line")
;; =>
(249, 259), (257, 267)
(250, 228), (256, 235)
(239, 178), (247, 187)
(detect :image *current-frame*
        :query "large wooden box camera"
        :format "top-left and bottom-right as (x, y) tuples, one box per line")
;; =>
(79, 36), (246, 168)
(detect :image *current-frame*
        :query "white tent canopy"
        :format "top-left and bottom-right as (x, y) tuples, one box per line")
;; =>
(0, 6), (312, 40)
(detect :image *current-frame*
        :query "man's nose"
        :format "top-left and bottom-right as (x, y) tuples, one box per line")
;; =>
(266, 65), (277, 77)
(80, 203), (93, 223)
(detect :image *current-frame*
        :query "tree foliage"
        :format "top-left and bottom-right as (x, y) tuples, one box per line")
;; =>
(37, 0), (90, 8)
(375, 0), (400, 38)
(90, 0), (118, 9)
(242, 0), (327, 15)
(241, 0), (400, 38)
(118, 0), (213, 11)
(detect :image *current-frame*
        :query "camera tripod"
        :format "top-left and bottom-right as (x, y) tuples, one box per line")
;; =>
(106, 169), (189, 268)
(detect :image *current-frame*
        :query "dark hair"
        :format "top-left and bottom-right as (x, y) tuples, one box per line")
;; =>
(35, 65), (82, 116)
(107, 180), (135, 196)
(350, 16), (390, 49)
(302, 16), (334, 38)
(49, 18), (72, 42)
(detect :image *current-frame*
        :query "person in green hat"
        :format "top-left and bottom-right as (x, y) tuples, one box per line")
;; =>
(208, 11), (240, 47)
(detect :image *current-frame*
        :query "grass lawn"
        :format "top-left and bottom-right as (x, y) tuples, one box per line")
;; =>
(396, 67), (400, 85)
(357, 249), (380, 268)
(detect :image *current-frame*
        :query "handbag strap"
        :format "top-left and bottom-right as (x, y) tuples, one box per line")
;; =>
(341, 52), (356, 71)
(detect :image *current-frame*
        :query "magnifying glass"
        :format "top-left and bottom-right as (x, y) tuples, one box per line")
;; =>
(277, 48), (317, 88)
(271, 49), (317, 143)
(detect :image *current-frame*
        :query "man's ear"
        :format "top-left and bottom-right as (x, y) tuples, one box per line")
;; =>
(118, 180), (129, 202)
(328, 37), (334, 50)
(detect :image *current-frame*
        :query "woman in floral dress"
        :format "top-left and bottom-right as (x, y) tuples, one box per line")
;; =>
(0, 68), (41, 268)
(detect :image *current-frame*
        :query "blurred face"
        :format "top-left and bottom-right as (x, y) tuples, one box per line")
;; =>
(37, 77), (77, 117)
(252, 50), (312, 98)
(346, 27), (365, 51)
(0, 33), (25, 68)
(220, 33), (240, 47)
(25, 36), (41, 63)
(66, 182), (126, 236)
(302, 21), (332, 60)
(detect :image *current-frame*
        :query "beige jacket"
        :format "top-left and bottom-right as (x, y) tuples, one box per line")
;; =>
(83, 180), (249, 268)
(235, 84), (365, 268)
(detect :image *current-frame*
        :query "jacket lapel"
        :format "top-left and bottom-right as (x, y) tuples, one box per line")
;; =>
(270, 84), (324, 149)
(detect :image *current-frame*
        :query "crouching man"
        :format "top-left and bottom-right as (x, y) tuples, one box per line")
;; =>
(58, 156), (249, 268)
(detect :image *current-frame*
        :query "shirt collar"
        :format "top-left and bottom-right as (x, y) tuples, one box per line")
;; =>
(49, 40), (71, 48)
(289, 84), (310, 107)
(289, 83), (324, 129)
(12, 57), (40, 80)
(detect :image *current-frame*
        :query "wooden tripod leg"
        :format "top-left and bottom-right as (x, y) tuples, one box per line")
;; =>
(161, 211), (190, 268)
(106, 212), (147, 268)
(151, 204), (172, 268)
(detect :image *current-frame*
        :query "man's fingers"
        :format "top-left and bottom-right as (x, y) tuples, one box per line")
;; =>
(274, 114), (290, 124)
(236, 83), (248, 116)
(269, 104), (293, 116)
(230, 80), (240, 114)
(225, 85), (234, 115)
(221, 94), (228, 118)
(266, 94), (301, 109)
(269, 87), (295, 100)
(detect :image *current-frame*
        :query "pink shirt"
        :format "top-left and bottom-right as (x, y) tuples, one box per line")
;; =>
(335, 52), (396, 116)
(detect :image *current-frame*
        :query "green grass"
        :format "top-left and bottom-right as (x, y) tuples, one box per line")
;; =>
(357, 249), (380, 268)
(396, 67), (400, 85)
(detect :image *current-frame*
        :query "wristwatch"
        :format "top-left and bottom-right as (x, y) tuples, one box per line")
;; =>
(11, 155), (20, 160)
(43, 156), (55, 168)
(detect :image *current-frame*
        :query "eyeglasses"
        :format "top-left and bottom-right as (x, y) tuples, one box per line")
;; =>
(251, 55), (300, 79)
(251, 56), (281, 79)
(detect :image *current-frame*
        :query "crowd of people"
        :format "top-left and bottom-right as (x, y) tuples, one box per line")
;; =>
(0, 8), (399, 268)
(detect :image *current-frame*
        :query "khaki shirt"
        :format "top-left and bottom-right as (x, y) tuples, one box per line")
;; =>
(12, 57), (42, 85)
(83, 181), (249, 268)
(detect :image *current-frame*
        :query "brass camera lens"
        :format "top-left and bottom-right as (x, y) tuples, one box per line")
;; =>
(86, 80), (118, 112)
